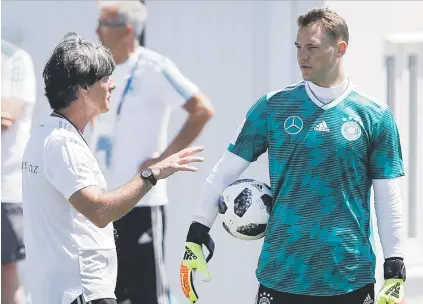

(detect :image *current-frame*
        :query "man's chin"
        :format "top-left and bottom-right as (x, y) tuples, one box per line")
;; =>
(301, 72), (312, 80)
(99, 106), (110, 114)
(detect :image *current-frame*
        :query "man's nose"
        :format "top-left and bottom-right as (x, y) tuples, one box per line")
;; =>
(109, 80), (116, 91)
(298, 48), (310, 60)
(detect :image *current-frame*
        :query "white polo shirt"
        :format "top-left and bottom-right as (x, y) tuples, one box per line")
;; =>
(22, 116), (117, 304)
(1, 39), (36, 203)
(92, 46), (200, 207)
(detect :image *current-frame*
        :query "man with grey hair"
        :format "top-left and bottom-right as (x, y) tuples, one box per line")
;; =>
(95, 1), (214, 304)
(22, 32), (204, 304)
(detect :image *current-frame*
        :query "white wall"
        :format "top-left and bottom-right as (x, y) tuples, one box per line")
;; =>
(324, 1), (423, 103)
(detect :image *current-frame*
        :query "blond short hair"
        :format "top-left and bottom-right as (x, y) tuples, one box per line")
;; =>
(297, 7), (349, 44)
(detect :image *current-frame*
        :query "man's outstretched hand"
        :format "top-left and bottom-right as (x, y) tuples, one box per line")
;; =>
(149, 146), (204, 180)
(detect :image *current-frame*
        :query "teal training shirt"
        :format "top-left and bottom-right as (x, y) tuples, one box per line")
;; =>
(227, 81), (405, 296)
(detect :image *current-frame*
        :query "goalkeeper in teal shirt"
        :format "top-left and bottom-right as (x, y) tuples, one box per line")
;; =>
(180, 7), (406, 304)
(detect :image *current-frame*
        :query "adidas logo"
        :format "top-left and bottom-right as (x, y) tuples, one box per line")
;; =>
(183, 247), (197, 260)
(363, 294), (373, 304)
(138, 230), (153, 244)
(385, 282), (401, 299)
(314, 121), (330, 132)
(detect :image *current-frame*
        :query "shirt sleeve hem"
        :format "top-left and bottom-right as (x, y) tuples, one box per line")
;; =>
(63, 181), (100, 201)
(371, 172), (405, 180)
(227, 145), (256, 162)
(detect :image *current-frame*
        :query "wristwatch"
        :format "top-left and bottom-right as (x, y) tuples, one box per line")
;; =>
(140, 168), (157, 186)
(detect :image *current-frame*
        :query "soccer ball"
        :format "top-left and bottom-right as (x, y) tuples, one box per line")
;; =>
(217, 179), (273, 240)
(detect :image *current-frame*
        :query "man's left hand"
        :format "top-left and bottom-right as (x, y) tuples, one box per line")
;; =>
(376, 279), (405, 304)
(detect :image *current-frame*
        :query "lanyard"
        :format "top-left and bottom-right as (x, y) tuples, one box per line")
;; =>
(116, 53), (143, 117)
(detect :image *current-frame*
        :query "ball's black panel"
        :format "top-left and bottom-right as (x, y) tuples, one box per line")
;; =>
(261, 194), (273, 214)
(217, 196), (228, 214)
(234, 188), (253, 217)
(222, 222), (236, 237)
(237, 223), (267, 236)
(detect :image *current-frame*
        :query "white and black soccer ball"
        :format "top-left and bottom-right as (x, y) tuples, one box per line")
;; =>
(217, 179), (273, 240)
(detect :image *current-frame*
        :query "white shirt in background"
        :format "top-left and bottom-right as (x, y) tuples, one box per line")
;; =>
(22, 116), (117, 304)
(92, 46), (200, 207)
(1, 39), (36, 203)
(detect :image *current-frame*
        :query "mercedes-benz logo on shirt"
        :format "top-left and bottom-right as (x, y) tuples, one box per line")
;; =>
(284, 116), (303, 135)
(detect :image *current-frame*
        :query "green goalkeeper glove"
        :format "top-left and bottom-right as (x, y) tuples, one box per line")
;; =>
(376, 258), (406, 304)
(180, 222), (215, 303)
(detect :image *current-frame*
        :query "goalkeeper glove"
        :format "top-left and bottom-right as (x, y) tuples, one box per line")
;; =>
(180, 222), (215, 303)
(376, 258), (406, 304)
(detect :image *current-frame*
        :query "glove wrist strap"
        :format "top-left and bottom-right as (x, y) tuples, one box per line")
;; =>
(384, 258), (406, 281)
(186, 222), (211, 244)
(186, 222), (215, 262)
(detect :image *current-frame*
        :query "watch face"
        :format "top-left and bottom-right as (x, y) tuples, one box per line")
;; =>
(141, 169), (152, 178)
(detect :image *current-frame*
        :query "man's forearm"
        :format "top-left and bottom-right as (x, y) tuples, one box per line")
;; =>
(193, 151), (250, 227)
(71, 146), (204, 228)
(71, 173), (155, 228)
(373, 178), (405, 259)
(97, 174), (153, 224)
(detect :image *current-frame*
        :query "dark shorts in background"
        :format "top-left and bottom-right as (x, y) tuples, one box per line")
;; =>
(1, 203), (25, 264)
(256, 283), (375, 304)
(114, 206), (169, 304)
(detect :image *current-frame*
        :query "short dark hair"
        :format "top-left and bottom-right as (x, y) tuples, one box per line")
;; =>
(43, 32), (115, 110)
(297, 7), (349, 44)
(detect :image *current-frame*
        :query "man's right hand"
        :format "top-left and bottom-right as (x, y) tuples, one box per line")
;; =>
(180, 222), (215, 303)
(2, 112), (15, 132)
(1, 98), (26, 132)
(150, 146), (204, 180)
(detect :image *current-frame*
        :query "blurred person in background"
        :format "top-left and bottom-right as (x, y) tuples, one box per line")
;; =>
(1, 39), (36, 304)
(95, 1), (215, 304)
(180, 7), (407, 304)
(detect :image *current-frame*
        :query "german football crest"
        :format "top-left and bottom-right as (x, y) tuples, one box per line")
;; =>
(341, 117), (361, 141)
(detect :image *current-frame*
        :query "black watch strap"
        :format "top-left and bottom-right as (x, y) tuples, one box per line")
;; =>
(140, 168), (157, 186)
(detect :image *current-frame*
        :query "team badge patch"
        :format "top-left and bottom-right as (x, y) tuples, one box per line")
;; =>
(341, 118), (361, 141)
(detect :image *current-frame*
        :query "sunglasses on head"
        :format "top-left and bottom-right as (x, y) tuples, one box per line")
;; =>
(98, 19), (127, 27)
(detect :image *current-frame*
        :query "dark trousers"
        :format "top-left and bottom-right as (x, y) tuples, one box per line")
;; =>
(114, 206), (169, 304)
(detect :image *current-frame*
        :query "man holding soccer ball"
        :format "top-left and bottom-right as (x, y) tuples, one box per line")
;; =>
(180, 7), (406, 304)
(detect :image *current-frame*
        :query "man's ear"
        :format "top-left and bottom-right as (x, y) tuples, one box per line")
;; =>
(337, 41), (347, 57)
(125, 23), (133, 36)
(79, 86), (90, 98)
